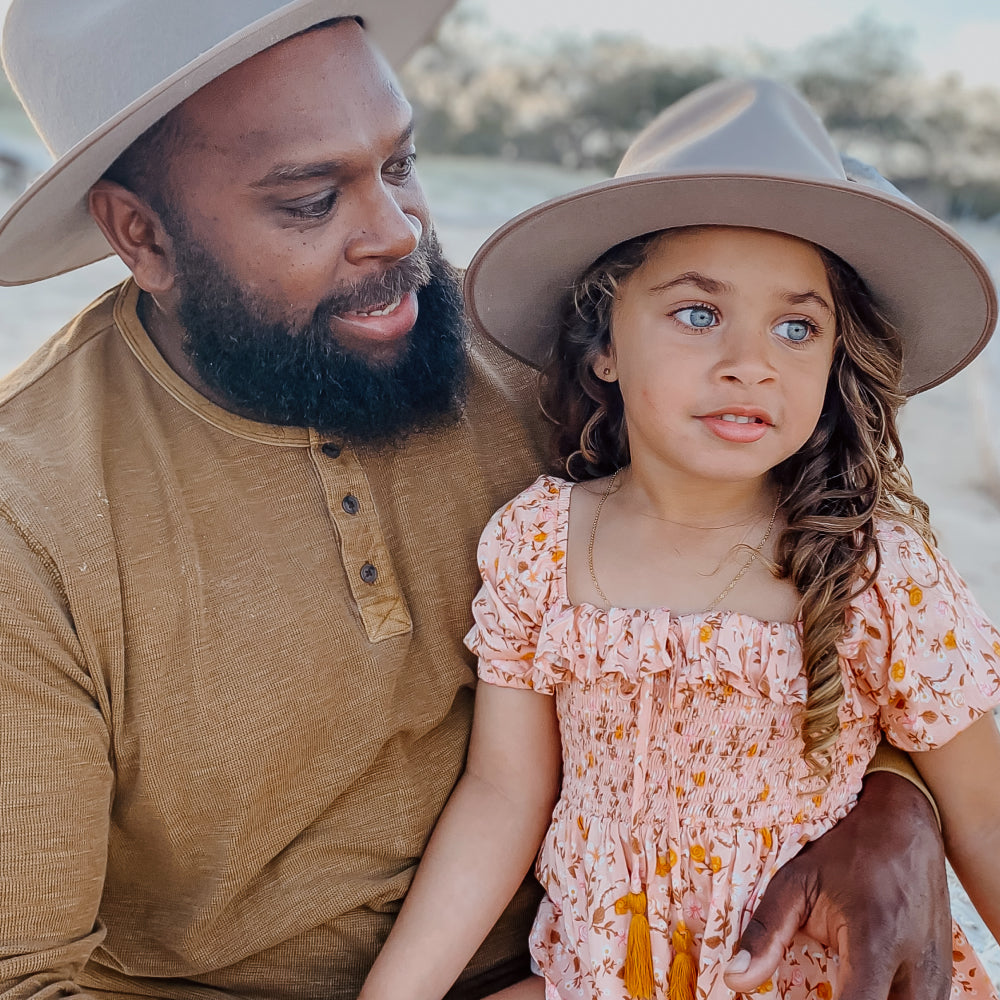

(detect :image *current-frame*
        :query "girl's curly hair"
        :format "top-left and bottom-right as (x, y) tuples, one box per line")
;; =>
(539, 227), (933, 777)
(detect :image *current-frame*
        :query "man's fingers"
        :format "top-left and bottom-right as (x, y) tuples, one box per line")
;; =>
(828, 927), (896, 1000)
(723, 882), (808, 991)
(886, 936), (952, 1000)
(830, 921), (949, 1000)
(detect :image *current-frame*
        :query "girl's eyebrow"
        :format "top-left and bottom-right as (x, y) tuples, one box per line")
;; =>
(785, 290), (834, 317)
(649, 272), (835, 318)
(649, 271), (732, 296)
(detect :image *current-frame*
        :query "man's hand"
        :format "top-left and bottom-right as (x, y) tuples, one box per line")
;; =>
(724, 771), (952, 999)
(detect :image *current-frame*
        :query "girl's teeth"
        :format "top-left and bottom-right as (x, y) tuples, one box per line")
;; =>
(719, 414), (760, 423)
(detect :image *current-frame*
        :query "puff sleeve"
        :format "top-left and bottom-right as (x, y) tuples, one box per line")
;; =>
(846, 521), (1000, 749)
(464, 476), (568, 693)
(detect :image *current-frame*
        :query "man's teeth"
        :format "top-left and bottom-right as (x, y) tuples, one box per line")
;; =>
(350, 298), (401, 318)
(719, 414), (762, 424)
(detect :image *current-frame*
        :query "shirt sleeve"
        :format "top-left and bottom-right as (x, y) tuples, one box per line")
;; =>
(0, 514), (112, 998)
(847, 521), (1000, 751)
(464, 477), (565, 693)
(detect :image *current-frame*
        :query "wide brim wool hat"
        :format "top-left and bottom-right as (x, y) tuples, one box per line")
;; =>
(0, 0), (455, 285)
(465, 77), (998, 396)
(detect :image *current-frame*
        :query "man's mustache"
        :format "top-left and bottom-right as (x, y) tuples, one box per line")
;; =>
(316, 237), (435, 320)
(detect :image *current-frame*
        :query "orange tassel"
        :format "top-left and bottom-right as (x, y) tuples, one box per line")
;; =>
(615, 890), (655, 999)
(668, 922), (698, 1000)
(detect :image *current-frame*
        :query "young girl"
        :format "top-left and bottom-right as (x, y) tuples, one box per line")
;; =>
(361, 78), (1000, 999)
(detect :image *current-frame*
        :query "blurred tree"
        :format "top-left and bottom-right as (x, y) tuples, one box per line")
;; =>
(783, 16), (921, 166)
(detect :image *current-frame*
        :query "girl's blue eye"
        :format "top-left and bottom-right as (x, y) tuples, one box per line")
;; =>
(775, 319), (813, 342)
(675, 306), (717, 329)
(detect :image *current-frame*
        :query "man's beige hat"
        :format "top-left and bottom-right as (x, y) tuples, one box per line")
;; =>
(0, 0), (454, 285)
(465, 77), (998, 395)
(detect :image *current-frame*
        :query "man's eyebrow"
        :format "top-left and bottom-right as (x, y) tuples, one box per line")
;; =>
(649, 271), (734, 296)
(251, 122), (415, 189)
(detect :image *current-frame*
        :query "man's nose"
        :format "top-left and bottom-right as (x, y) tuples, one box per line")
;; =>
(344, 181), (423, 265)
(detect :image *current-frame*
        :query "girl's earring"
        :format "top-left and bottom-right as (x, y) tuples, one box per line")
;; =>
(601, 367), (616, 381)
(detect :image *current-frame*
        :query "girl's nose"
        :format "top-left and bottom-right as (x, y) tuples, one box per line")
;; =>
(716, 329), (779, 385)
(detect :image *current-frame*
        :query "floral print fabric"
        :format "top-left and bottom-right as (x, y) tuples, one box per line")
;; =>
(465, 475), (1000, 999)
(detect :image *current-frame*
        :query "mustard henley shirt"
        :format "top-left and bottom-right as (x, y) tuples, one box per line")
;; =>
(0, 280), (548, 999)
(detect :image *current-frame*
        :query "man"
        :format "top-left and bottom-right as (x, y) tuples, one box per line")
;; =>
(0, 3), (952, 998)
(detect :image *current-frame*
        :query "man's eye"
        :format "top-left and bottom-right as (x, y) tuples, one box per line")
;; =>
(673, 305), (718, 329)
(285, 192), (337, 221)
(386, 153), (416, 181)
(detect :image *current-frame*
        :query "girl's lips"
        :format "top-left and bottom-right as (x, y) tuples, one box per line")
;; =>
(698, 413), (772, 443)
(333, 289), (419, 343)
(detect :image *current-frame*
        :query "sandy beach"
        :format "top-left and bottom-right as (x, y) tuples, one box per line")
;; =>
(1, 155), (998, 980)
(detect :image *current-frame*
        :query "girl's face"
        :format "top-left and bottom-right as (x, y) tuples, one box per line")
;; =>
(596, 226), (836, 490)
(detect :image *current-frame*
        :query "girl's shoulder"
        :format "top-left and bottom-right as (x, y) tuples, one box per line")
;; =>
(864, 517), (990, 629)
(871, 518), (943, 592)
(476, 474), (571, 567)
(845, 519), (1000, 750)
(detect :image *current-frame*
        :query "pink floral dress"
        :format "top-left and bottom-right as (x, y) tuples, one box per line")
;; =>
(465, 476), (1000, 999)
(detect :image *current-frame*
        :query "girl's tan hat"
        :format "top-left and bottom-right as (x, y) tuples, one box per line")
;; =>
(465, 77), (998, 395)
(0, 0), (454, 286)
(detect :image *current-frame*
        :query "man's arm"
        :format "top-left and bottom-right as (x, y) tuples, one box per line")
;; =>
(0, 518), (112, 998)
(724, 769), (951, 998)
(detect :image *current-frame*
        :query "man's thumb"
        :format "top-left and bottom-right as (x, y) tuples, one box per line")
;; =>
(723, 882), (807, 990)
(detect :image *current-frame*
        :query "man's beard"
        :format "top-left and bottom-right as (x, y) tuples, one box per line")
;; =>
(171, 225), (468, 446)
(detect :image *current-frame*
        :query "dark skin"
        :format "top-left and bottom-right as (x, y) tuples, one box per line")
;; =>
(725, 772), (951, 997)
(86, 20), (952, 1000)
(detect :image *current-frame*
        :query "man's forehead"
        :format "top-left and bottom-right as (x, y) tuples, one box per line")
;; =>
(174, 18), (407, 158)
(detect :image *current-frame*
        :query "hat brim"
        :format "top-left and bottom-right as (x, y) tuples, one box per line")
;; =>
(0, 0), (454, 285)
(464, 172), (998, 395)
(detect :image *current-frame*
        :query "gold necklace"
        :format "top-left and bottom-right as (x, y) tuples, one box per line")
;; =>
(587, 470), (781, 611)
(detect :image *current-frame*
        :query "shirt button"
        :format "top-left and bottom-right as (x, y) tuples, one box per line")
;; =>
(342, 494), (360, 516)
(321, 442), (341, 459)
(360, 563), (378, 585)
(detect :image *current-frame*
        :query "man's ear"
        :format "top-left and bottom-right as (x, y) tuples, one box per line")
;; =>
(88, 180), (175, 294)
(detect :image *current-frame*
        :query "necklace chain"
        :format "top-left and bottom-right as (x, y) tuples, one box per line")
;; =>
(587, 470), (782, 611)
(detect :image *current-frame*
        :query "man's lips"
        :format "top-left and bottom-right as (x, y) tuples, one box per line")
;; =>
(697, 407), (773, 443)
(333, 289), (419, 343)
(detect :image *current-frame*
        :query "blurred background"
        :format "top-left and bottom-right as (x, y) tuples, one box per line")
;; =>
(1, 0), (999, 976)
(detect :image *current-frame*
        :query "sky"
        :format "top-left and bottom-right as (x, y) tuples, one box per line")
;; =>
(0, 1), (997, 91)
(461, 0), (1000, 89)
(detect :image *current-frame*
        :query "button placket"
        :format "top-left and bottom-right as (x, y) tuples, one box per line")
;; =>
(309, 432), (411, 641)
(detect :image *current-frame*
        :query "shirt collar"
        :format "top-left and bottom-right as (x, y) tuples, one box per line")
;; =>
(113, 278), (312, 447)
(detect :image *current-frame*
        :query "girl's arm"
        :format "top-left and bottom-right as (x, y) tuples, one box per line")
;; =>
(911, 712), (1000, 939)
(359, 680), (561, 1000)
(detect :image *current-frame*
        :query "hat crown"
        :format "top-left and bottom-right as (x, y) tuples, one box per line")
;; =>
(2, 0), (335, 157)
(616, 77), (845, 182)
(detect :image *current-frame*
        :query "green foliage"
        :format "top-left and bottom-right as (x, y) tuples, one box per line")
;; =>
(401, 15), (1000, 219)
(403, 29), (720, 171)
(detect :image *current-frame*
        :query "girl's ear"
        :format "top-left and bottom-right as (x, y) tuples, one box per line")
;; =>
(592, 345), (618, 383)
